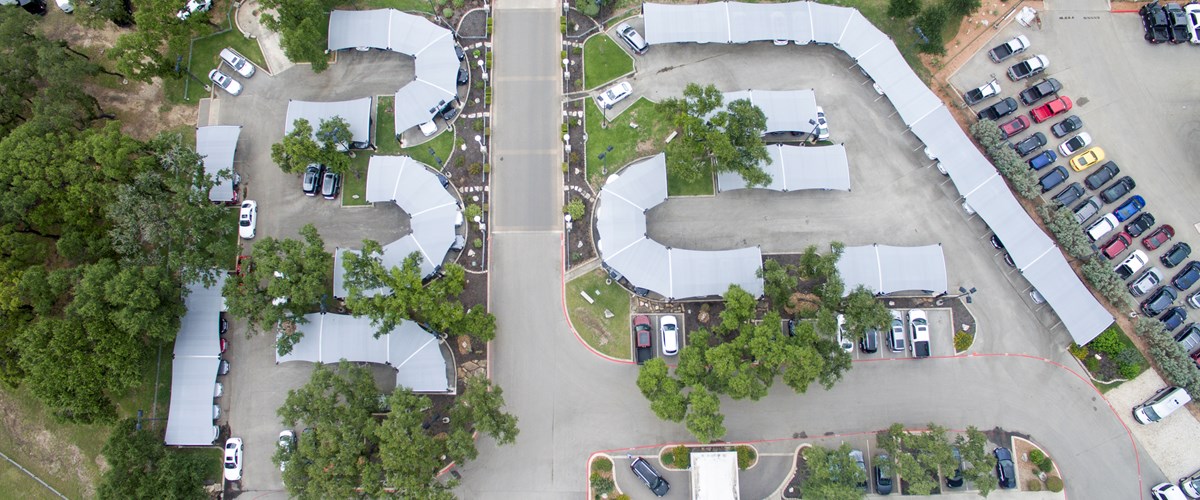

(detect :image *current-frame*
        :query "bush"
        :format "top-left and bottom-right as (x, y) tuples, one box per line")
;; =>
(469, 163), (482, 175)
(443, 7), (454, 18)
(1027, 479), (1043, 491)
(592, 456), (613, 473)
(915, 5), (948, 54)
(1036, 204), (1094, 260)
(473, 238), (483, 249)
(672, 446), (691, 469)
(969, 119), (1005, 149)
(1028, 449), (1045, 463)
(1088, 328), (1125, 355)
(576, 0), (600, 16)
(1084, 357), (1100, 372)
(473, 120), (484, 131)
(565, 198), (586, 220)
(1116, 347), (1144, 379)
(1037, 456), (1054, 473)
(1045, 476), (1064, 492)
(954, 331), (972, 352)
(736, 445), (756, 469)
(888, 0), (921, 18)
(947, 0), (980, 16)
(453, 0), (465, 8)
(589, 472), (613, 493)
(465, 204), (483, 222)
(563, 162), (569, 173)
(1082, 259), (1132, 308)
(1068, 343), (1088, 360)
(573, 46), (583, 55)
(1137, 317), (1200, 400)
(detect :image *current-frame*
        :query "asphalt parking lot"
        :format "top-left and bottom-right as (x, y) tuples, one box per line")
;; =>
(950, 12), (1200, 315)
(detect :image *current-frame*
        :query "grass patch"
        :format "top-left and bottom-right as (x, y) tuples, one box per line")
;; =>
(166, 21), (270, 105)
(666, 168), (714, 197)
(179, 447), (225, 483)
(583, 97), (672, 187)
(376, 96), (401, 155)
(583, 34), (634, 90)
(0, 459), (64, 500)
(565, 269), (632, 360)
(343, 153), (371, 207)
(352, 0), (434, 13)
(401, 131), (458, 171)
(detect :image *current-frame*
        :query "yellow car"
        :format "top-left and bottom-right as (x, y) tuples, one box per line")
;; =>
(1070, 147), (1105, 172)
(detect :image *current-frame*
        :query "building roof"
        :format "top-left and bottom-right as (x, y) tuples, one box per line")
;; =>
(691, 451), (740, 500)
(164, 275), (226, 446)
(284, 97), (373, 147)
(195, 126), (241, 202)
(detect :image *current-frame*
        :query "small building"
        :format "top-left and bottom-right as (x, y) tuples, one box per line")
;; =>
(690, 451), (739, 500)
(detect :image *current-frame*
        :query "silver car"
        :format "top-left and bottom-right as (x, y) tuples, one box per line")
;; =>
(219, 48), (256, 78)
(208, 69), (242, 96)
(1130, 267), (1164, 297)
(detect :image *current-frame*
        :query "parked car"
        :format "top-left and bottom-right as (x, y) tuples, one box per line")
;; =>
(1144, 225), (1176, 250)
(874, 453), (893, 495)
(1172, 261), (1200, 291)
(945, 447), (964, 488)
(238, 200), (257, 239)
(837, 314), (853, 353)
(1013, 132), (1046, 157)
(1073, 197), (1101, 224)
(1039, 166), (1069, 193)
(1162, 307), (1188, 331)
(1131, 268), (1165, 296)
(630, 456), (670, 496)
(219, 48), (255, 78)
(1142, 286), (1178, 316)
(909, 310), (930, 358)
(998, 116), (1031, 138)
(1174, 324), (1200, 353)
(207, 69), (242, 96)
(1161, 242), (1191, 268)
(1191, 290), (1200, 309)
(1028, 150), (1057, 170)
(218, 359), (230, 375)
(1019, 78), (1061, 105)
(964, 79), (1001, 105)
(633, 315), (652, 365)
(994, 447), (1017, 489)
(616, 23), (648, 54)
(1087, 213), (1120, 241)
(815, 106), (829, 140)
(1058, 132), (1092, 156)
(1050, 115), (1083, 138)
(321, 171), (341, 200)
(224, 437), (244, 481)
(177, 0), (211, 20)
(989, 34), (1030, 62)
(1084, 161), (1119, 190)
(1101, 232), (1132, 260)
(1186, 3), (1200, 44)
(278, 430), (295, 472)
(302, 164), (324, 196)
(1144, 2), (1173, 43)
(1052, 182), (1084, 207)
(1070, 147), (1105, 172)
(1007, 54), (1048, 81)
(595, 81), (632, 109)
(861, 326), (879, 353)
(977, 97), (1018, 121)
(888, 310), (906, 352)
(1116, 250), (1149, 280)
(1166, 2), (1191, 43)
(849, 449), (868, 492)
(457, 68), (469, 85)
(1112, 195), (1146, 222)
(660, 315), (679, 356)
(1100, 176), (1136, 204)
(1152, 482), (1189, 500)
(1126, 213), (1156, 238)
(1031, 96), (1072, 123)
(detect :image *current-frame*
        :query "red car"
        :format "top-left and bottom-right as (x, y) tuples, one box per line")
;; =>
(998, 116), (1031, 139)
(633, 315), (652, 348)
(220, 338), (228, 353)
(1143, 225), (1176, 250)
(1031, 96), (1073, 123)
(1101, 231), (1131, 260)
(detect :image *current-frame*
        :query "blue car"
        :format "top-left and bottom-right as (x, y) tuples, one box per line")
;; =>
(1161, 307), (1188, 331)
(1172, 261), (1200, 292)
(1028, 150), (1057, 170)
(1112, 195), (1146, 222)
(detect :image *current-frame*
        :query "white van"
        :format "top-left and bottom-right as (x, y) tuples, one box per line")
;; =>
(1133, 386), (1191, 424)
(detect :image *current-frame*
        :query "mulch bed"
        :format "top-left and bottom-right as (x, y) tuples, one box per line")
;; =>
(782, 447), (810, 498)
(457, 8), (489, 40)
(564, 98), (595, 269)
(565, 9), (601, 40)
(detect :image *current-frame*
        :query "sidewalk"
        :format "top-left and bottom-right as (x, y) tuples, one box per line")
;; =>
(234, 0), (294, 75)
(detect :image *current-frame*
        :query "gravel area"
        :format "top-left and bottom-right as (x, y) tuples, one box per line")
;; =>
(1105, 370), (1200, 479)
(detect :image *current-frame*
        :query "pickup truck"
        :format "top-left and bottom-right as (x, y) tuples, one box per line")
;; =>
(963, 79), (1001, 105)
(988, 35), (1030, 63)
(1007, 54), (1049, 81)
(634, 315), (653, 364)
(909, 310), (930, 358)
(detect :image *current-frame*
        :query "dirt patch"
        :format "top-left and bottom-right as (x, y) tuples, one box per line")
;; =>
(0, 392), (99, 497)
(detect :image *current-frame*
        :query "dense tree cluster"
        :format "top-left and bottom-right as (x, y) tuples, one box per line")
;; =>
(802, 443), (867, 499)
(271, 117), (353, 175)
(99, 418), (212, 499)
(876, 424), (997, 495)
(276, 361), (519, 498)
(658, 83), (772, 188)
(111, 0), (218, 82)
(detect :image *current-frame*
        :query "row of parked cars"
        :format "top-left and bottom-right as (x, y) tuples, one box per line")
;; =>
(208, 48), (257, 96)
(1141, 1), (1200, 44)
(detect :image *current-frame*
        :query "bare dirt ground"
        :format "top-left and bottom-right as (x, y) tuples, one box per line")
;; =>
(0, 391), (99, 498)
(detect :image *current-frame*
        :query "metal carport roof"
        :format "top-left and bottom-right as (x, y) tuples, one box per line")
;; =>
(837, 244), (948, 295)
(285, 97), (373, 148)
(717, 144), (850, 192)
(164, 275), (226, 446)
(195, 126), (240, 203)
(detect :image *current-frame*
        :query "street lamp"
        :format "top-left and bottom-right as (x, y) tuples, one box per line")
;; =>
(598, 145), (614, 174)
(937, 286), (978, 305)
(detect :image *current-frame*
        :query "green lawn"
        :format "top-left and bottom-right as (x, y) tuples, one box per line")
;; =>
(0, 459), (64, 500)
(565, 269), (632, 360)
(583, 34), (634, 90)
(666, 168), (715, 197)
(353, 0), (434, 13)
(166, 28), (270, 105)
(376, 95), (458, 168)
(582, 98), (673, 185)
(376, 96), (401, 155)
(402, 131), (458, 171)
(343, 153), (371, 207)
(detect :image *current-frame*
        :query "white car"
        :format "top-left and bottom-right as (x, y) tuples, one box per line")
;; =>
(909, 309), (930, 358)
(278, 430), (295, 472)
(1058, 132), (1092, 156)
(219, 48), (256, 78)
(815, 106), (829, 141)
(1185, 4), (1200, 44)
(176, 0), (212, 20)
(208, 69), (242, 96)
(595, 81), (632, 110)
(55, 0), (73, 13)
(213, 382), (224, 398)
(418, 120), (437, 137)
(223, 437), (243, 481)
(1085, 213), (1119, 242)
(659, 315), (679, 356)
(1151, 482), (1187, 500)
(238, 200), (257, 239)
(212, 404), (220, 420)
(836, 314), (852, 353)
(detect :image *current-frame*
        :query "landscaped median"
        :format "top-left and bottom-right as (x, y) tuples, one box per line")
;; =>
(1068, 322), (1148, 392)
(565, 269), (632, 360)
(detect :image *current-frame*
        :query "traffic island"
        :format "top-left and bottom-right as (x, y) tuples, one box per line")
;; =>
(566, 269), (633, 360)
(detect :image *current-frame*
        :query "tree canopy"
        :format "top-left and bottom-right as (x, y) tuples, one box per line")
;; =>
(659, 83), (772, 187)
(99, 418), (211, 500)
(803, 443), (866, 499)
(259, 0), (338, 72)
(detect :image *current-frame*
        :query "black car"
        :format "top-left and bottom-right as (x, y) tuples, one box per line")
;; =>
(994, 447), (1016, 489)
(1013, 132), (1047, 157)
(1161, 306), (1188, 331)
(861, 327), (879, 353)
(630, 457), (670, 496)
(875, 453), (893, 495)
(321, 171), (341, 200)
(1162, 243), (1192, 268)
(1143, 2), (1172, 43)
(457, 67), (469, 85)
(1141, 286), (1178, 316)
(1052, 182), (1084, 207)
(977, 97), (1019, 121)
(1050, 115), (1083, 138)
(454, 44), (465, 61)
(990, 234), (1005, 249)
(1172, 261), (1200, 291)
(219, 314), (229, 335)
(1039, 165), (1069, 193)
(1018, 78), (1062, 106)
(1084, 161), (1120, 190)
(1165, 3), (1191, 43)
(945, 448), (964, 488)
(1125, 213), (1156, 238)
(1100, 176), (1136, 204)
(302, 164), (324, 196)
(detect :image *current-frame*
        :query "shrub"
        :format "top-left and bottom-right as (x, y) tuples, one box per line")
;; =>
(888, 0), (921, 18)
(589, 472), (613, 493)
(1138, 317), (1200, 401)
(1088, 328), (1125, 355)
(453, 0), (465, 8)
(1036, 204), (1094, 260)
(443, 7), (454, 18)
(574, 79), (582, 88)
(569, 152), (580, 163)
(1068, 343), (1088, 360)
(592, 456), (613, 473)
(1027, 479), (1043, 491)
(565, 198), (586, 220)
(1028, 449), (1045, 463)
(1037, 456), (1054, 473)
(486, 17), (493, 34)
(954, 331), (972, 352)
(969, 119), (1004, 149)
(562, 123), (569, 133)
(474, 80), (484, 90)
(465, 204), (483, 222)
(1116, 347), (1144, 378)
(469, 163), (482, 175)
(1045, 476), (1063, 492)
(562, 162), (569, 173)
(473, 238), (483, 249)
(736, 445), (756, 469)
(947, 0), (980, 16)
(915, 5), (948, 54)
(474, 120), (484, 131)
(573, 46), (583, 55)
(1084, 357), (1099, 372)
(612, 495), (631, 500)
(672, 446), (691, 469)
(472, 49), (481, 59)
(1082, 259), (1132, 308)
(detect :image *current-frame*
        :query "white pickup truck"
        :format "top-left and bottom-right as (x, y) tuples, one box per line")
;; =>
(988, 35), (1030, 63)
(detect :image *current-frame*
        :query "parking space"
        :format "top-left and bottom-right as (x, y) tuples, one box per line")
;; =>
(847, 308), (954, 360)
(631, 313), (685, 363)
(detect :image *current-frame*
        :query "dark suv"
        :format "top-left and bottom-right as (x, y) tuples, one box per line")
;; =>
(1172, 261), (1200, 292)
(630, 456), (670, 496)
(302, 164), (325, 196)
(994, 447), (1016, 489)
(1165, 3), (1191, 43)
(1162, 243), (1192, 268)
(1143, 2), (1172, 43)
(1100, 176), (1136, 204)
(1085, 161), (1120, 191)
(1142, 286), (1178, 316)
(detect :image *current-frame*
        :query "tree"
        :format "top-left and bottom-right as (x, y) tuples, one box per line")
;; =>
(888, 0), (921, 18)
(915, 4), (948, 54)
(99, 418), (209, 500)
(758, 259), (797, 309)
(451, 375), (520, 445)
(969, 119), (1004, 150)
(956, 426), (998, 495)
(77, 0), (133, 27)
(659, 83), (772, 187)
(376, 389), (456, 497)
(259, 0), (338, 72)
(272, 118), (324, 174)
(803, 443), (865, 499)
(675, 329), (712, 387)
(110, 0), (202, 82)
(840, 285), (889, 341)
(989, 146), (1040, 200)
(947, 0), (981, 16)
(717, 284), (758, 335)
(1037, 204), (1094, 260)
(222, 224), (333, 354)
(685, 385), (725, 443)
(317, 116), (353, 175)
(1081, 258), (1130, 308)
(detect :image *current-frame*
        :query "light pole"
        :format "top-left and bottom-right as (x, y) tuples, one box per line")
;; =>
(598, 145), (613, 174)
(936, 286), (978, 305)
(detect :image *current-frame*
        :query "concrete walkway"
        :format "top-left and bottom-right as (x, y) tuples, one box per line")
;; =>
(234, 0), (295, 75)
